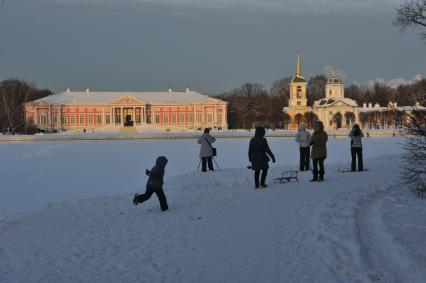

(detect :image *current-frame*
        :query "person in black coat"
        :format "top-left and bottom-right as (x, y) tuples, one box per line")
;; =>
(133, 156), (169, 211)
(248, 126), (276, 188)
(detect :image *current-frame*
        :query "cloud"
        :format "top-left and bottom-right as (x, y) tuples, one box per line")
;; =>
(367, 74), (422, 89)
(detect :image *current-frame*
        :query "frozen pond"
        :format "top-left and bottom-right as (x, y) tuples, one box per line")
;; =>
(0, 137), (403, 218)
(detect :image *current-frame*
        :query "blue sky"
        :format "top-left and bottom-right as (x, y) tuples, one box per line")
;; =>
(0, 0), (424, 94)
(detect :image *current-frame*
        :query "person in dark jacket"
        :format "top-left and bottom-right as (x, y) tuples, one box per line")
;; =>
(197, 128), (216, 172)
(133, 156), (169, 211)
(349, 124), (364, 171)
(310, 121), (328, 182)
(248, 126), (276, 188)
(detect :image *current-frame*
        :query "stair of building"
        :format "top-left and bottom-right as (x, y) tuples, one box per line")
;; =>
(119, 126), (138, 133)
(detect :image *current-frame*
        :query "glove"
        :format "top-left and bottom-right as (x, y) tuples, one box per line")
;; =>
(272, 158), (276, 163)
(145, 169), (150, 176)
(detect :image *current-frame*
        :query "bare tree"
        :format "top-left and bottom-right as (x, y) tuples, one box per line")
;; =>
(344, 111), (356, 129)
(401, 109), (426, 189)
(332, 112), (343, 129)
(394, 0), (426, 41)
(303, 111), (318, 130)
(294, 113), (304, 128)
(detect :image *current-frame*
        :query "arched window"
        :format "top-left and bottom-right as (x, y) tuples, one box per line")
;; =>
(297, 86), (302, 99)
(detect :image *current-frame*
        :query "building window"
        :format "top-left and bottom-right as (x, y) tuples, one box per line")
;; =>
(217, 113), (222, 124)
(52, 115), (58, 125)
(197, 113), (202, 123)
(97, 115), (102, 124)
(297, 86), (302, 99)
(28, 115), (34, 125)
(207, 113), (213, 123)
(88, 115), (93, 125)
(329, 90), (332, 96)
(172, 114), (177, 124)
(329, 111), (333, 115)
(40, 114), (47, 125)
(105, 115), (110, 124)
(80, 115), (85, 125)
(155, 114), (160, 124)
(61, 115), (67, 125)
(188, 113), (193, 123)
(70, 115), (76, 125)
(179, 113), (185, 123)
(115, 111), (121, 124)
(330, 120), (333, 126)
(164, 114), (169, 124)
(297, 101), (301, 106)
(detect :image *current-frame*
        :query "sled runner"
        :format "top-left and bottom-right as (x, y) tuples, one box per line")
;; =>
(274, 170), (299, 184)
(339, 168), (369, 173)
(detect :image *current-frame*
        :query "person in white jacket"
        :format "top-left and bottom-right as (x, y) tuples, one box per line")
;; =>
(197, 128), (216, 172)
(295, 124), (311, 171)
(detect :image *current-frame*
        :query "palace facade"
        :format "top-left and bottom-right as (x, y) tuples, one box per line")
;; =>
(25, 88), (228, 132)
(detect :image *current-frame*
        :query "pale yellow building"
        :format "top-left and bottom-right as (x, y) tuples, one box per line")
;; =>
(313, 71), (358, 130)
(283, 54), (358, 130)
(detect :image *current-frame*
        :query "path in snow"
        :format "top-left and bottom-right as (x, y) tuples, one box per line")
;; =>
(1, 154), (426, 282)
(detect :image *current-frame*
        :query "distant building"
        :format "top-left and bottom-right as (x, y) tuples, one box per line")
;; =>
(284, 54), (363, 130)
(25, 88), (228, 132)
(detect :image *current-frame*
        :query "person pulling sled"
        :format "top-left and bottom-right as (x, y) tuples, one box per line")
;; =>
(248, 126), (276, 189)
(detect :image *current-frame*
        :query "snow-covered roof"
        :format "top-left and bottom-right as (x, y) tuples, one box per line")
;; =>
(313, 98), (358, 108)
(32, 90), (226, 105)
(359, 105), (426, 113)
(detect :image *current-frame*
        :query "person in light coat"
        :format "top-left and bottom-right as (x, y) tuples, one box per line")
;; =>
(310, 121), (328, 182)
(295, 123), (311, 171)
(197, 128), (216, 172)
(349, 124), (364, 171)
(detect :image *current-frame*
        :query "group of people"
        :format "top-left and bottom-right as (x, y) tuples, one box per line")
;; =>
(133, 122), (365, 210)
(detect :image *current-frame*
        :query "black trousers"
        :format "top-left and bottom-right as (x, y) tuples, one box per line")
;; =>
(312, 158), (325, 178)
(351, 147), (364, 171)
(138, 186), (169, 211)
(201, 157), (214, 171)
(254, 169), (268, 187)
(299, 147), (310, 171)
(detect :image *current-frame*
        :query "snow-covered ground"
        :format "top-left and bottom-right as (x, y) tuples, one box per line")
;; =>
(1, 137), (426, 282)
(0, 137), (401, 217)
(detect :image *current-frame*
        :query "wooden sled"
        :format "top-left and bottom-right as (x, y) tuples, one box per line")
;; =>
(274, 170), (299, 184)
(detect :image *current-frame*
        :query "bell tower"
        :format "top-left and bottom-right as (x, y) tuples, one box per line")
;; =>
(288, 52), (307, 110)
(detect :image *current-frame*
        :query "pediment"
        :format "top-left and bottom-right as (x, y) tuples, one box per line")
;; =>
(112, 96), (145, 105)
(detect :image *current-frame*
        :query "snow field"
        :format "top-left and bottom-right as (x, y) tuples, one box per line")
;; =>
(0, 137), (402, 217)
(1, 150), (426, 282)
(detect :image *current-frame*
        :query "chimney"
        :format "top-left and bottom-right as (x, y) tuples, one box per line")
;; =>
(168, 87), (172, 93)
(66, 87), (71, 93)
(186, 87), (190, 93)
(85, 88), (90, 93)
(363, 103), (367, 108)
(368, 102), (372, 108)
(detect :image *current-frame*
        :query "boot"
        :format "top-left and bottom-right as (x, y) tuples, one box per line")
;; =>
(133, 194), (140, 205)
(318, 171), (324, 182)
(310, 171), (318, 182)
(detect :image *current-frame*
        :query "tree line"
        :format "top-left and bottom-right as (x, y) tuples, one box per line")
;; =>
(0, 79), (52, 134)
(218, 76), (426, 129)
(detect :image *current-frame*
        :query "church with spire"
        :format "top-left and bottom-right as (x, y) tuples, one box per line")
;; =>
(283, 53), (359, 130)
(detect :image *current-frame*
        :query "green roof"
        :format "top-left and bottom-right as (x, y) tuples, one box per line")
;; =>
(291, 76), (307, 83)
